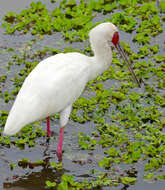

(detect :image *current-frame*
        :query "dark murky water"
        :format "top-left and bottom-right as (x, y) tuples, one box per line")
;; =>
(0, 1), (165, 190)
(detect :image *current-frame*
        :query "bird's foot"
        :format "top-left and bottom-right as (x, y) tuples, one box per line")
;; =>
(47, 131), (56, 137)
(56, 151), (63, 162)
(47, 130), (52, 137)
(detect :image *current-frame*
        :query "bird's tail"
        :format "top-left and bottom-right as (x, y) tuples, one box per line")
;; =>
(3, 117), (24, 135)
(3, 108), (27, 136)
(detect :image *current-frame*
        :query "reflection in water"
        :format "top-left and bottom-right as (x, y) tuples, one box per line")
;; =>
(0, 149), (9, 164)
(121, 184), (129, 190)
(3, 138), (67, 190)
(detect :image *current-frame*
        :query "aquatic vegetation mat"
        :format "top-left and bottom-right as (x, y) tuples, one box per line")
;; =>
(0, 0), (165, 189)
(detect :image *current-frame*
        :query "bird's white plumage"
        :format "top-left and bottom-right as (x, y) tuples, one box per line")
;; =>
(4, 22), (118, 135)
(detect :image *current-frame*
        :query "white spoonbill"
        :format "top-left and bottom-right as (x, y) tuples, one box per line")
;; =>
(4, 22), (140, 160)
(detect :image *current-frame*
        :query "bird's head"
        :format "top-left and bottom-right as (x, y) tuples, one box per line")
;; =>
(89, 22), (118, 44)
(89, 22), (141, 88)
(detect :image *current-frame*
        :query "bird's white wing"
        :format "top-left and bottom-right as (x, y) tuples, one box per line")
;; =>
(4, 52), (91, 135)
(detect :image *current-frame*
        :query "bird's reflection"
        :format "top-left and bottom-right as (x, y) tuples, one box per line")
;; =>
(3, 137), (67, 190)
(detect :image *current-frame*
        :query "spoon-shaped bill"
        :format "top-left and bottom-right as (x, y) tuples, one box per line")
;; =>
(115, 42), (141, 88)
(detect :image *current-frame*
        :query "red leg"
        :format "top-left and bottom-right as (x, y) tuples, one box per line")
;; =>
(56, 126), (64, 161)
(46, 117), (51, 136)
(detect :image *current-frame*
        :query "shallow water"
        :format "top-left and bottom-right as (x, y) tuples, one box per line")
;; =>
(0, 1), (165, 190)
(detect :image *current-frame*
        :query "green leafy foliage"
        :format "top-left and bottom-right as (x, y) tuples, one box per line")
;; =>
(160, 1), (165, 13)
(78, 132), (97, 150)
(45, 180), (56, 187)
(110, 12), (136, 32)
(120, 177), (136, 185)
(50, 162), (63, 170)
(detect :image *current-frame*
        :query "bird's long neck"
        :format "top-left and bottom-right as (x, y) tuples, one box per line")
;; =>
(89, 40), (112, 81)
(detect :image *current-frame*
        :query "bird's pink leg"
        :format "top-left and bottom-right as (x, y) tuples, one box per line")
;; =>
(56, 126), (64, 161)
(46, 117), (51, 136)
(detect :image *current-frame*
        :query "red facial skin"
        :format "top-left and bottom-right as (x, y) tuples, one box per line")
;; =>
(112, 31), (119, 46)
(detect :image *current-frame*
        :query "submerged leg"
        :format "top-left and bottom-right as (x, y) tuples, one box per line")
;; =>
(56, 126), (64, 161)
(56, 104), (72, 161)
(46, 117), (51, 136)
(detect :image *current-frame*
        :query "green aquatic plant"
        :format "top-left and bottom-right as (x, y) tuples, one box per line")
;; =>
(109, 12), (136, 32)
(120, 177), (136, 185)
(78, 132), (97, 150)
(50, 162), (63, 170)
(45, 180), (56, 188)
(160, 0), (165, 13)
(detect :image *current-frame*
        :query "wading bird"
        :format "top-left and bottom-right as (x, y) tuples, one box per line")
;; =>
(4, 22), (141, 160)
